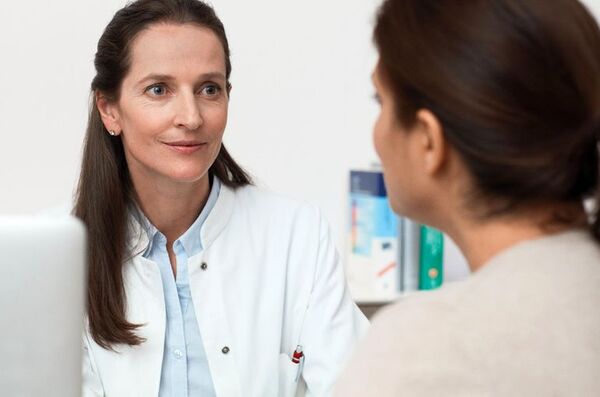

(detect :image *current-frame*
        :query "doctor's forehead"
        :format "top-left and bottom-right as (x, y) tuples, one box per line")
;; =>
(125, 23), (226, 84)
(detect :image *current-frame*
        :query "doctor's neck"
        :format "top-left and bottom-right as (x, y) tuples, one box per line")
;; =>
(132, 171), (211, 246)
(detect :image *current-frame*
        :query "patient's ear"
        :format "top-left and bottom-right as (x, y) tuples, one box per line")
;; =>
(95, 91), (122, 135)
(414, 109), (446, 176)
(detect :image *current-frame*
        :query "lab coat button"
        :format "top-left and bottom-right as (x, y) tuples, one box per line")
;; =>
(173, 349), (183, 359)
(221, 346), (230, 354)
(201, 262), (208, 270)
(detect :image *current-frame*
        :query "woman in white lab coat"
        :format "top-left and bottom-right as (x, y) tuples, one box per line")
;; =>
(74, 1), (368, 396)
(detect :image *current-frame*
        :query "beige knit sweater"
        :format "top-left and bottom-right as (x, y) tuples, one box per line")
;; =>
(335, 229), (600, 396)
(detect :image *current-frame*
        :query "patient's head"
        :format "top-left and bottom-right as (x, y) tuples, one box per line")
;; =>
(372, 0), (600, 240)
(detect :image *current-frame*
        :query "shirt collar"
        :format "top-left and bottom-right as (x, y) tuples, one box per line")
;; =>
(179, 176), (220, 256)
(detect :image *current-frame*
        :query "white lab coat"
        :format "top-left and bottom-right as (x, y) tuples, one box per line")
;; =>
(82, 181), (369, 397)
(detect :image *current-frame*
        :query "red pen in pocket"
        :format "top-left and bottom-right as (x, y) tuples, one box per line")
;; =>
(292, 345), (305, 382)
(292, 345), (303, 364)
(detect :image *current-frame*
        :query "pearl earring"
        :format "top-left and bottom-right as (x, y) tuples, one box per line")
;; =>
(108, 130), (116, 136)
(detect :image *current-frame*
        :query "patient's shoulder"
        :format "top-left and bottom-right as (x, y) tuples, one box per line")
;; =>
(336, 285), (483, 396)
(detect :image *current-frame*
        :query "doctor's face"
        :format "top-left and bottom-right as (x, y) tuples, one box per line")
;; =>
(107, 23), (229, 186)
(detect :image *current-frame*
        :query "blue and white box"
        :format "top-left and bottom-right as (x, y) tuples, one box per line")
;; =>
(347, 170), (400, 302)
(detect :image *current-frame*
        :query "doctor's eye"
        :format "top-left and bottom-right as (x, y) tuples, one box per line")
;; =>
(200, 83), (222, 97)
(145, 83), (167, 97)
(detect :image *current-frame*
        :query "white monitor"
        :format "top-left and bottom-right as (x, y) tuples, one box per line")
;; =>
(0, 215), (86, 397)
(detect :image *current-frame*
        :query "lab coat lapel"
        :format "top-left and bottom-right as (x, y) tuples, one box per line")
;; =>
(189, 184), (243, 397)
(189, 252), (243, 397)
(123, 256), (166, 396)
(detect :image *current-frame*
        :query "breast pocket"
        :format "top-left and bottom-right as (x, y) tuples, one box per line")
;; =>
(278, 353), (301, 397)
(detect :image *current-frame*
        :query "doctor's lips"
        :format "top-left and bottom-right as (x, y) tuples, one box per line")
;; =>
(163, 140), (207, 154)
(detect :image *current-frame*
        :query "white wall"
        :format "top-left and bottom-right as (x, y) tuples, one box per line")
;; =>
(3, 0), (600, 286)
(0, 2), (115, 212)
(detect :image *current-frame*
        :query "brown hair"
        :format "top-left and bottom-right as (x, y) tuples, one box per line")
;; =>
(74, 0), (251, 349)
(374, 0), (600, 241)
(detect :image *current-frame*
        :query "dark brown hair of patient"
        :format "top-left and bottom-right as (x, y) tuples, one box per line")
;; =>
(374, 0), (600, 242)
(74, 0), (252, 349)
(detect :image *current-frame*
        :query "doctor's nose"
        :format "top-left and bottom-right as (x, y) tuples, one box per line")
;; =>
(174, 92), (203, 131)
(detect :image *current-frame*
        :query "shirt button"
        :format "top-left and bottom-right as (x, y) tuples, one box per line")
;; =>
(201, 262), (208, 270)
(221, 346), (230, 354)
(173, 349), (183, 359)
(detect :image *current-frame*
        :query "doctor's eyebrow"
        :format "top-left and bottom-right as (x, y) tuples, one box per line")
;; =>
(136, 72), (226, 86)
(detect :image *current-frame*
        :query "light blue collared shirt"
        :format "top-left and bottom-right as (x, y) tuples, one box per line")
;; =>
(139, 178), (220, 397)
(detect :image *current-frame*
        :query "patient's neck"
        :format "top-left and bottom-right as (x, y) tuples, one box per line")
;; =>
(444, 202), (587, 272)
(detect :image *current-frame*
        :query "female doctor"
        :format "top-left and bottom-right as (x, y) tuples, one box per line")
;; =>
(74, 0), (368, 396)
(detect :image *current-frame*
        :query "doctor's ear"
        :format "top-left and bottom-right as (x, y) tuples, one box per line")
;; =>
(95, 91), (122, 136)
